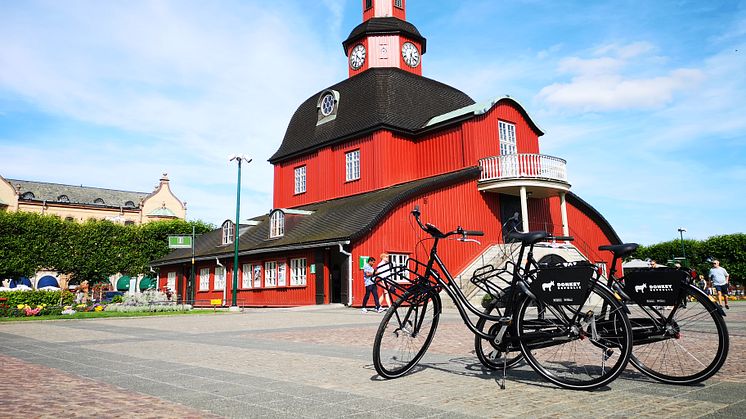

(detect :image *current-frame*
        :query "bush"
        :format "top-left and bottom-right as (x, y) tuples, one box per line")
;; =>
(104, 303), (192, 313)
(0, 290), (74, 307)
(111, 295), (124, 303)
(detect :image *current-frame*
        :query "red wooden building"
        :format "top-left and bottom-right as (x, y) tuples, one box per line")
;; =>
(152, 0), (621, 307)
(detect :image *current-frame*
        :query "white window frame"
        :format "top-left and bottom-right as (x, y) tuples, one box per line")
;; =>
(265, 261), (277, 287)
(498, 120), (517, 155)
(294, 166), (306, 194)
(290, 258), (307, 286)
(270, 211), (285, 238)
(277, 261), (287, 287)
(242, 263), (252, 288)
(345, 149), (360, 182)
(253, 264), (262, 288)
(222, 220), (234, 245)
(214, 266), (226, 290)
(167, 272), (176, 291)
(199, 268), (210, 291)
(389, 253), (410, 281)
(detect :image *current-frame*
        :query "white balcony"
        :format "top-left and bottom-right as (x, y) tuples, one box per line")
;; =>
(478, 154), (570, 198)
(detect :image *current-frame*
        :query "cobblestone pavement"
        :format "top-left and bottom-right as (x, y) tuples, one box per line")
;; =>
(0, 302), (743, 418)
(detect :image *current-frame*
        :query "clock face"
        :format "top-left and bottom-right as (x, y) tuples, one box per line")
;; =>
(349, 44), (366, 70)
(402, 42), (420, 67)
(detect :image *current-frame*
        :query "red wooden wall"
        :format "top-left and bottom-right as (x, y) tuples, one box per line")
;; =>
(350, 177), (503, 306)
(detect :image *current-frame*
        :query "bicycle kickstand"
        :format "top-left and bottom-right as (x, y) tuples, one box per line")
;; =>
(499, 351), (509, 390)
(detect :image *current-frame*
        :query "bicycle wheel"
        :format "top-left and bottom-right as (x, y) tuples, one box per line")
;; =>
(629, 284), (729, 384)
(516, 285), (633, 390)
(474, 300), (523, 370)
(373, 287), (441, 379)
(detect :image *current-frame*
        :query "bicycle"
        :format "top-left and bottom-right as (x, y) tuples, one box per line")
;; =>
(598, 243), (729, 384)
(372, 207), (633, 390)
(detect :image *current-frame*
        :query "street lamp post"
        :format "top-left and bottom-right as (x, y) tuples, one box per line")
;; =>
(229, 154), (251, 310)
(677, 227), (687, 261)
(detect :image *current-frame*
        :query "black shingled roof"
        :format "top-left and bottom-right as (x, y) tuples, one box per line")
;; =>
(151, 167), (481, 266)
(342, 17), (427, 54)
(269, 68), (474, 164)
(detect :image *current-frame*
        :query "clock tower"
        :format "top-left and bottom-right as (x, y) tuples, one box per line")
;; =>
(343, 0), (426, 77)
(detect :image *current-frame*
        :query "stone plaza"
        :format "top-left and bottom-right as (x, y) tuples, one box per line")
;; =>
(1, 304), (744, 418)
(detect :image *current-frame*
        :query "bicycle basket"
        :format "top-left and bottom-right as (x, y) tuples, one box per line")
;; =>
(529, 262), (596, 305)
(623, 269), (686, 306)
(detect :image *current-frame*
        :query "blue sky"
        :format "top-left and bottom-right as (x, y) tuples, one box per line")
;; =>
(1, 0), (744, 245)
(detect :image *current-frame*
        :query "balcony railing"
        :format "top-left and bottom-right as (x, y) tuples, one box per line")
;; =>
(479, 154), (568, 183)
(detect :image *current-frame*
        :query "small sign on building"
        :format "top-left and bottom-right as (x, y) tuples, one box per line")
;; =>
(359, 256), (370, 269)
(168, 235), (193, 249)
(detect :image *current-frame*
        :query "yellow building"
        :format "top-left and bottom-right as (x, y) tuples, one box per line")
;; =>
(0, 173), (186, 224)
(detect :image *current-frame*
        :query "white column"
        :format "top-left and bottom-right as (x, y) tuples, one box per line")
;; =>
(560, 192), (569, 237)
(520, 186), (529, 232)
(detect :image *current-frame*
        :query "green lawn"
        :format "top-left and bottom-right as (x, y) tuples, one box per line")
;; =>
(0, 309), (224, 322)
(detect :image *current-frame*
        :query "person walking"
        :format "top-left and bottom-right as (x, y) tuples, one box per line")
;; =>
(377, 253), (393, 309)
(361, 257), (382, 313)
(709, 259), (730, 309)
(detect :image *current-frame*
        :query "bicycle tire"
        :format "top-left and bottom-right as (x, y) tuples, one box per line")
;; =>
(516, 284), (633, 390)
(628, 284), (729, 384)
(373, 287), (441, 379)
(474, 300), (523, 370)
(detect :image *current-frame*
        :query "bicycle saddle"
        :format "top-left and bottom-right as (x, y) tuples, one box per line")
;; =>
(507, 230), (548, 245)
(598, 243), (639, 258)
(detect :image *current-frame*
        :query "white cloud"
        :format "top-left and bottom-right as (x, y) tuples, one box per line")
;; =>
(537, 41), (704, 111)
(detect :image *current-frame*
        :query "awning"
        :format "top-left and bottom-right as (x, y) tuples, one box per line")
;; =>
(37, 275), (59, 288)
(116, 276), (131, 291)
(139, 277), (156, 291)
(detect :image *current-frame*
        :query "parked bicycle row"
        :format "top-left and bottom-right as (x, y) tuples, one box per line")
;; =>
(367, 207), (729, 391)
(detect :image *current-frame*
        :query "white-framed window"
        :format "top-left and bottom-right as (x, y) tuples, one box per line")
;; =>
(222, 220), (234, 245)
(265, 261), (277, 287)
(199, 268), (210, 291)
(345, 149), (360, 181)
(242, 263), (252, 288)
(394, 0), (403, 9)
(253, 264), (262, 288)
(277, 262), (287, 287)
(498, 120), (517, 155)
(270, 210), (285, 238)
(214, 266), (226, 290)
(294, 166), (306, 194)
(290, 258), (307, 286)
(389, 253), (410, 281)
(167, 272), (176, 291)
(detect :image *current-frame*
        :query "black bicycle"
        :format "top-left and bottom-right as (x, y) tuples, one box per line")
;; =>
(598, 243), (729, 384)
(372, 207), (633, 390)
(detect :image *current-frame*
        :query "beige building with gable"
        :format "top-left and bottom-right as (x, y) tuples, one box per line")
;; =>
(0, 173), (186, 224)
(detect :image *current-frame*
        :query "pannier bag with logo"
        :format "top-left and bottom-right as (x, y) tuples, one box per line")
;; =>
(530, 262), (596, 305)
(623, 269), (686, 306)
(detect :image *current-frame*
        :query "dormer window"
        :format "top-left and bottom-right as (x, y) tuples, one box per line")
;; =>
(124, 201), (136, 208)
(21, 192), (35, 199)
(316, 90), (340, 126)
(269, 210), (285, 238)
(58, 195), (69, 202)
(94, 198), (105, 204)
(222, 220), (234, 245)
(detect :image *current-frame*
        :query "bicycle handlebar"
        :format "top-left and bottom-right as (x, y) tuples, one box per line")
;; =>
(412, 206), (483, 240)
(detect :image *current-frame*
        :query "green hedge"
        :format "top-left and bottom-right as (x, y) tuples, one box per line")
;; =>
(0, 290), (75, 308)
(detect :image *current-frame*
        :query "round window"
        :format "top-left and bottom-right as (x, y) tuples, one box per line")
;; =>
(320, 94), (335, 116)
